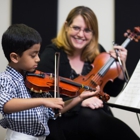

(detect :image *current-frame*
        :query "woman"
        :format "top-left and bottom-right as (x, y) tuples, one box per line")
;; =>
(37, 6), (139, 140)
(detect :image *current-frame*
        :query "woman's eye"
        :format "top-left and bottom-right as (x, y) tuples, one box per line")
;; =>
(84, 29), (92, 33)
(73, 26), (80, 31)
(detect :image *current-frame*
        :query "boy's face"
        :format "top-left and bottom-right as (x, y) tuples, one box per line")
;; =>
(11, 43), (41, 73)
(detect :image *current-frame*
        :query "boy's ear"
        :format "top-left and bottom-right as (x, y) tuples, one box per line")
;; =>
(10, 52), (19, 63)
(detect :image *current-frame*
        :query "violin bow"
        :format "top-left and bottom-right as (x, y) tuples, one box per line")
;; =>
(54, 52), (61, 117)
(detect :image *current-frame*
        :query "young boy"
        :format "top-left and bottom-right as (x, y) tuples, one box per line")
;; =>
(0, 24), (64, 140)
(0, 24), (98, 140)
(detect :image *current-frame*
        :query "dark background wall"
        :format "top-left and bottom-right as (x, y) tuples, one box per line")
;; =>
(115, 0), (140, 77)
(12, 0), (58, 53)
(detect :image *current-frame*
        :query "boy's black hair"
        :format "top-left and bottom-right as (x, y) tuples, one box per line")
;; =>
(1, 24), (42, 62)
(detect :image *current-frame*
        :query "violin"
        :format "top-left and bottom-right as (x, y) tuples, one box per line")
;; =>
(25, 27), (140, 102)
(25, 70), (109, 101)
(73, 27), (140, 97)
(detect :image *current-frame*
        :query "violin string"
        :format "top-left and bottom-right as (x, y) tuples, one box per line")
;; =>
(92, 74), (100, 85)
(88, 74), (99, 89)
(115, 50), (129, 83)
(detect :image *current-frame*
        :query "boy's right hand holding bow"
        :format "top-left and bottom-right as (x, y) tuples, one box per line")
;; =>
(42, 98), (64, 110)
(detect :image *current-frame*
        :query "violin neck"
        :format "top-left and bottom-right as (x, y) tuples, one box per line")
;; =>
(121, 38), (131, 48)
(98, 57), (115, 77)
(98, 37), (132, 77)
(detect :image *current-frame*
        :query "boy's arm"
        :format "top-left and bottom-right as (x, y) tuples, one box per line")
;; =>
(4, 98), (64, 114)
(59, 96), (82, 114)
(58, 86), (100, 115)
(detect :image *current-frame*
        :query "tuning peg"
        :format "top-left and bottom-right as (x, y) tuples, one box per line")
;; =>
(124, 29), (131, 37)
(124, 32), (128, 37)
(134, 38), (139, 42)
(137, 35), (140, 40)
(39, 90), (42, 93)
(31, 87), (34, 91)
(127, 29), (131, 33)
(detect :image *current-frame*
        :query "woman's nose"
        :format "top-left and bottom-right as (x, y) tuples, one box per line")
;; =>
(77, 29), (85, 36)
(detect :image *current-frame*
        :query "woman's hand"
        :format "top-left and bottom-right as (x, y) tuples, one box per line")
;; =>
(109, 45), (127, 79)
(109, 45), (127, 64)
(81, 96), (103, 109)
(79, 86), (103, 109)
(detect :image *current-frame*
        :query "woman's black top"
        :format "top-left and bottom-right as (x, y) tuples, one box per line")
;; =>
(37, 43), (125, 100)
(37, 43), (140, 140)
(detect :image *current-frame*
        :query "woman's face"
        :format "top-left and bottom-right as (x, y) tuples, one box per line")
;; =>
(66, 15), (93, 51)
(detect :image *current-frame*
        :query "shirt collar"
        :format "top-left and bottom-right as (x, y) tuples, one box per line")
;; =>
(6, 65), (24, 81)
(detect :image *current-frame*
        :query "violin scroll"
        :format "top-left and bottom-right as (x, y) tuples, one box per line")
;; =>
(124, 26), (140, 42)
(96, 92), (110, 102)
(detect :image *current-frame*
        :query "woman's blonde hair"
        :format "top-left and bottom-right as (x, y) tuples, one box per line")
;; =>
(52, 6), (100, 62)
